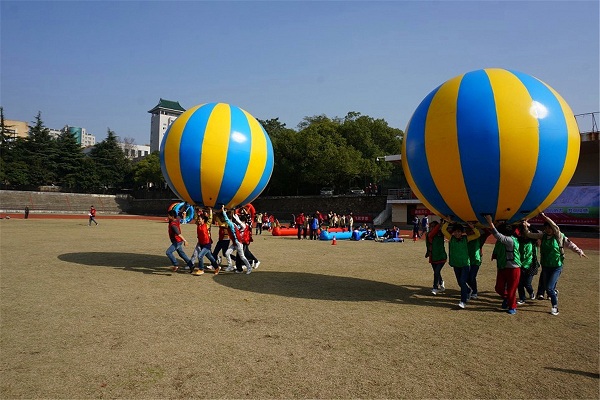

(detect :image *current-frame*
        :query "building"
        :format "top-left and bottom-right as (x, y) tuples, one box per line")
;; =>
(3, 119), (29, 140)
(3, 119), (97, 147)
(65, 126), (96, 147)
(148, 99), (185, 153)
(119, 143), (151, 160)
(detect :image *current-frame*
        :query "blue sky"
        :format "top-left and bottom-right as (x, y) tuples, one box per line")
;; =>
(2, 0), (598, 146)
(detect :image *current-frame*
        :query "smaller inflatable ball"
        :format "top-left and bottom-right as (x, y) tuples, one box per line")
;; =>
(402, 68), (580, 224)
(160, 103), (274, 208)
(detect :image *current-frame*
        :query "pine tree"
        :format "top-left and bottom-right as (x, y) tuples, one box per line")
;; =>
(89, 128), (131, 191)
(25, 112), (57, 186)
(55, 127), (85, 189)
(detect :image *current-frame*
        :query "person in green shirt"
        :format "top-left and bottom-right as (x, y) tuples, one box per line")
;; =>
(523, 213), (587, 316)
(466, 226), (491, 300)
(516, 224), (539, 305)
(441, 220), (480, 309)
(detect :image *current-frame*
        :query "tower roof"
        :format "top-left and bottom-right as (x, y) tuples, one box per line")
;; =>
(148, 98), (186, 113)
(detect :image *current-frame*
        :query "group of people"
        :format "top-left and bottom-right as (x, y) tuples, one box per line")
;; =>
(293, 211), (356, 240)
(424, 213), (587, 315)
(254, 211), (277, 235)
(412, 215), (429, 240)
(364, 182), (379, 196)
(165, 205), (261, 276)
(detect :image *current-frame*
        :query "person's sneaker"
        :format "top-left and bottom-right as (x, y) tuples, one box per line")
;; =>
(431, 288), (438, 295)
(537, 294), (545, 300)
(217, 256), (222, 265)
(254, 261), (260, 270)
(517, 300), (525, 305)
(501, 299), (508, 309)
(530, 292), (536, 300)
(458, 302), (466, 309)
(471, 293), (478, 300)
(172, 265), (179, 272)
(192, 269), (204, 276)
(214, 266), (221, 275)
(205, 265), (215, 271)
(225, 265), (235, 272)
(507, 308), (517, 315)
(440, 281), (445, 291)
(246, 266), (253, 275)
(551, 307), (559, 316)
(234, 269), (243, 274)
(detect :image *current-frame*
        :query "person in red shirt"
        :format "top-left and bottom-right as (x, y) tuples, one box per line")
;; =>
(166, 209), (193, 272)
(190, 214), (220, 275)
(88, 205), (98, 226)
(295, 213), (305, 240)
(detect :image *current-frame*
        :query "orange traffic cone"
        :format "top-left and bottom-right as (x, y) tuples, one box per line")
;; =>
(331, 235), (337, 245)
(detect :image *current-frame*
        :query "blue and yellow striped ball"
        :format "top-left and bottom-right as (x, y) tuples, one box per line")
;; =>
(402, 68), (580, 224)
(160, 102), (274, 208)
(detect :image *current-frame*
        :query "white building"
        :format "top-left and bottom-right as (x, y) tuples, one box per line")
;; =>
(148, 98), (185, 153)
(119, 143), (151, 160)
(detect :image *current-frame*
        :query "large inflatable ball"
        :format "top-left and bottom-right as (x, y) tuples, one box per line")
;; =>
(160, 102), (274, 208)
(402, 68), (580, 224)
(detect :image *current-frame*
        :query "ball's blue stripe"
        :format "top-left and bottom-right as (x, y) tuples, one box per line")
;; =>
(239, 126), (275, 206)
(457, 70), (500, 221)
(180, 104), (215, 206)
(217, 105), (251, 206)
(406, 85), (454, 217)
(508, 70), (569, 222)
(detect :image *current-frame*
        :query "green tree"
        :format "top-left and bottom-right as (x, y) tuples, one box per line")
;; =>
(25, 112), (57, 186)
(89, 129), (131, 191)
(55, 128), (85, 190)
(1, 137), (30, 186)
(337, 112), (404, 188)
(132, 152), (164, 189)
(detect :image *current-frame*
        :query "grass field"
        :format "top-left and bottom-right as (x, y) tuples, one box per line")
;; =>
(1, 218), (598, 399)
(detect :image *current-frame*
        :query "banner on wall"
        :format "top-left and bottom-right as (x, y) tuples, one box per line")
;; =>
(529, 186), (599, 226)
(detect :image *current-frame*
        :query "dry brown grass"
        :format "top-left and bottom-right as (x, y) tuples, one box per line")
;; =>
(0, 218), (598, 399)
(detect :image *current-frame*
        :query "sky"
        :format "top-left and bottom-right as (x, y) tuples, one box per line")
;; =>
(1, 0), (599, 146)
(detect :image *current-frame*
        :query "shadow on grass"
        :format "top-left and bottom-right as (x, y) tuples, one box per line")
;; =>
(545, 367), (600, 379)
(56, 251), (538, 311)
(58, 252), (174, 275)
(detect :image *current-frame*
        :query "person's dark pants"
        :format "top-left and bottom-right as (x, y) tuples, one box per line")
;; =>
(518, 269), (535, 300)
(541, 266), (562, 307)
(468, 264), (480, 296)
(431, 262), (445, 289)
(212, 240), (230, 260)
(453, 266), (471, 303)
(297, 226), (303, 239)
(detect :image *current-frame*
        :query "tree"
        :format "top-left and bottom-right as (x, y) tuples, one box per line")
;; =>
(55, 128), (85, 189)
(89, 128), (131, 191)
(25, 112), (57, 186)
(132, 152), (164, 189)
(121, 137), (136, 159)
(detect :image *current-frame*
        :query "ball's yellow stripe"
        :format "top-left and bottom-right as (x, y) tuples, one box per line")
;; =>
(229, 110), (267, 206)
(489, 69), (539, 220)
(200, 103), (230, 207)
